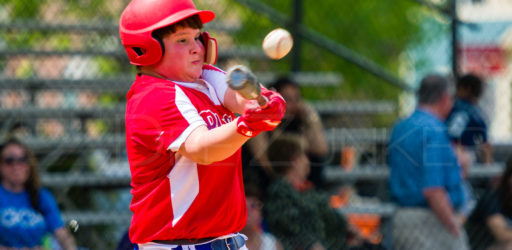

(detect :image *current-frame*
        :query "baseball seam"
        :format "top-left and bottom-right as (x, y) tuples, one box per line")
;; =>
(276, 34), (284, 59)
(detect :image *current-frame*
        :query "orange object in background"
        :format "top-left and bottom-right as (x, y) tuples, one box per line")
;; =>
(329, 186), (351, 209)
(340, 146), (355, 171)
(347, 213), (382, 244)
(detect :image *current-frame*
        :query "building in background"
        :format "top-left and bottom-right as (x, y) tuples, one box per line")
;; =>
(459, 0), (512, 143)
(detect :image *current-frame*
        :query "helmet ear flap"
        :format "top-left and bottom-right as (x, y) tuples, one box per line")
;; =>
(201, 31), (217, 65)
(121, 32), (163, 66)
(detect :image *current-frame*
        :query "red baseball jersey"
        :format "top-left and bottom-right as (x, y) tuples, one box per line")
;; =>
(125, 65), (246, 243)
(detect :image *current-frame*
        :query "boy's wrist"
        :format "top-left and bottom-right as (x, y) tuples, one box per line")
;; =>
(236, 120), (259, 137)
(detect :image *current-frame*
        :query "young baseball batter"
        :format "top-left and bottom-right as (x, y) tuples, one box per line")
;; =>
(119, 0), (286, 249)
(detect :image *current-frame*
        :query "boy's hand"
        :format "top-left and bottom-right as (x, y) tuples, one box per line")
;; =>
(236, 89), (286, 137)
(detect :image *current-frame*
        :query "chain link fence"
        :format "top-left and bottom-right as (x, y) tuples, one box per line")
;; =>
(0, 0), (510, 249)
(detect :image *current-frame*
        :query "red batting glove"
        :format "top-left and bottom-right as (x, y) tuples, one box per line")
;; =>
(237, 88), (286, 137)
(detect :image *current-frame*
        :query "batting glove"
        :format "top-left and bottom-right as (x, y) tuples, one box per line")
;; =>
(237, 88), (286, 137)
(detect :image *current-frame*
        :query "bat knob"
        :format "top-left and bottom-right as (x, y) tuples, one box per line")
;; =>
(257, 95), (268, 108)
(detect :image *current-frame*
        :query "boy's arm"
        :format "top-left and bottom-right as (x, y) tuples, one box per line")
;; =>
(178, 120), (249, 164)
(223, 88), (250, 114)
(178, 89), (285, 164)
(201, 65), (248, 114)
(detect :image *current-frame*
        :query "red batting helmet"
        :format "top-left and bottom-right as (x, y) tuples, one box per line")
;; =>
(119, 0), (215, 66)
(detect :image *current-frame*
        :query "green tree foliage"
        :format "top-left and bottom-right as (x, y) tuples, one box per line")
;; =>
(230, 0), (429, 102)
(0, 0), (44, 19)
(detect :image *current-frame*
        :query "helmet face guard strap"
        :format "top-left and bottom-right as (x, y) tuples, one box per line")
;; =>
(119, 0), (215, 66)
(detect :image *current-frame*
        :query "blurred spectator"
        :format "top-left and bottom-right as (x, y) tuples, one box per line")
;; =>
(0, 90), (29, 109)
(272, 77), (328, 187)
(243, 77), (328, 190)
(241, 184), (282, 250)
(36, 90), (66, 138)
(387, 74), (469, 250)
(37, 119), (65, 138)
(465, 157), (512, 250)
(76, 91), (98, 108)
(446, 73), (492, 165)
(8, 122), (31, 139)
(446, 74), (489, 222)
(35, 56), (69, 79)
(263, 134), (348, 250)
(0, 138), (76, 249)
(36, 90), (64, 108)
(4, 57), (34, 78)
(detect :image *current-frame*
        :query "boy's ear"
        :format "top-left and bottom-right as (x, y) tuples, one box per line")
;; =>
(201, 31), (217, 65)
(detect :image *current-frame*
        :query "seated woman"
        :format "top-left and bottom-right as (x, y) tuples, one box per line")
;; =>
(263, 134), (348, 250)
(0, 138), (76, 249)
(466, 157), (512, 250)
(241, 184), (282, 250)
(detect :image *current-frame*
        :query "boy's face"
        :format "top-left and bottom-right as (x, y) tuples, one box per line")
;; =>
(154, 27), (205, 82)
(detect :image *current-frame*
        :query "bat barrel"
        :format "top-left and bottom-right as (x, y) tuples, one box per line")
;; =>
(226, 65), (264, 104)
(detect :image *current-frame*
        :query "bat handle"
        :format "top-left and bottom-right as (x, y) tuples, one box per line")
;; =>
(257, 95), (268, 108)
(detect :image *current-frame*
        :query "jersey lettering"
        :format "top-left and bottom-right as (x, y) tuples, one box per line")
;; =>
(447, 112), (469, 137)
(199, 110), (233, 129)
(0, 208), (44, 228)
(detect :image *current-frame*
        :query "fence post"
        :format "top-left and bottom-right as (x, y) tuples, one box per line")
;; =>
(291, 0), (302, 72)
(451, 0), (459, 80)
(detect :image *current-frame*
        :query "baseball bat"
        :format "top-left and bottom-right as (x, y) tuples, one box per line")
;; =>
(226, 65), (268, 107)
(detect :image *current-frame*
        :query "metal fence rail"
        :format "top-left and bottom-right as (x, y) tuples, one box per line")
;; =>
(0, 106), (126, 118)
(323, 163), (505, 184)
(0, 47), (267, 60)
(41, 163), (505, 188)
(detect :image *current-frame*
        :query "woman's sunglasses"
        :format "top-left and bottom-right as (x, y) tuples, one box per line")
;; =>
(2, 156), (28, 166)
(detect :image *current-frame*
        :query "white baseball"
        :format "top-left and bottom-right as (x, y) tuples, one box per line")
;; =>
(262, 28), (293, 60)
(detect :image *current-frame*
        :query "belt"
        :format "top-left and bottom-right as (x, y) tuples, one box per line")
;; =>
(153, 237), (216, 245)
(152, 235), (246, 250)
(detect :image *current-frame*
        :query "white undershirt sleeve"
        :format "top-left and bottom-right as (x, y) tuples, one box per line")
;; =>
(201, 66), (228, 105)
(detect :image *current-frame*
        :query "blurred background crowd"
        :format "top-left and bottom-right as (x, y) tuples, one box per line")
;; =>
(0, 0), (512, 249)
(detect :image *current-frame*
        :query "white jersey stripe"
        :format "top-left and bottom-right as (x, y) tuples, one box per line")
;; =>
(168, 85), (206, 152)
(169, 155), (199, 227)
(174, 81), (212, 102)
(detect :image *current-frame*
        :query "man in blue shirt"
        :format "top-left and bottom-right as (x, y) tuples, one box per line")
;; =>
(388, 74), (469, 250)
